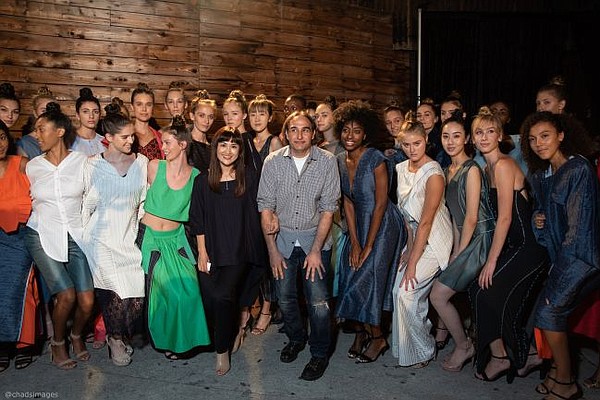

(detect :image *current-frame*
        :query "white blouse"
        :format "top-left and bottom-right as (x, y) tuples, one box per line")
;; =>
(26, 151), (87, 262)
(71, 134), (105, 157)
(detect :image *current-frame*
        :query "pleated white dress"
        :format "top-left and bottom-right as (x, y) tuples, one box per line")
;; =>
(81, 153), (148, 299)
(392, 160), (452, 366)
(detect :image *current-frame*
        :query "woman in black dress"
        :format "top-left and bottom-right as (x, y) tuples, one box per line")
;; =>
(189, 126), (267, 376)
(469, 107), (549, 383)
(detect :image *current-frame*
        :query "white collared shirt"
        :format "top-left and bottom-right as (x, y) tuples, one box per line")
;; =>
(26, 151), (87, 262)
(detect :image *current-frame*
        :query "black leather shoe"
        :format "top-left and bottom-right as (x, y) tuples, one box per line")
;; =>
(280, 341), (305, 363)
(300, 356), (329, 381)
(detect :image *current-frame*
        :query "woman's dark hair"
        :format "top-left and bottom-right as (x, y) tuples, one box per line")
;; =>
(76, 87), (100, 113)
(0, 82), (20, 107)
(165, 81), (187, 104)
(383, 100), (407, 117)
(321, 95), (338, 112)
(440, 111), (475, 157)
(333, 99), (387, 149)
(208, 126), (246, 197)
(537, 76), (568, 104)
(285, 94), (307, 109)
(38, 102), (76, 148)
(281, 110), (316, 140)
(248, 94), (275, 116)
(520, 111), (599, 173)
(441, 90), (465, 113)
(164, 114), (191, 145)
(100, 102), (131, 136)
(131, 82), (155, 104)
(0, 119), (17, 156)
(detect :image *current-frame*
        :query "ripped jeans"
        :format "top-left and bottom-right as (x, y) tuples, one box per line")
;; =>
(275, 246), (332, 359)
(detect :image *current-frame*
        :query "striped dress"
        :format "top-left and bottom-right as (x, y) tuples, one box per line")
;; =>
(81, 153), (148, 299)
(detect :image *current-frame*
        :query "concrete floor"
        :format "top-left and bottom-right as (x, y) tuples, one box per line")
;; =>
(1, 325), (598, 400)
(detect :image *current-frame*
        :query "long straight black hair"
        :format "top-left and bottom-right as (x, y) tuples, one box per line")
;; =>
(208, 126), (246, 197)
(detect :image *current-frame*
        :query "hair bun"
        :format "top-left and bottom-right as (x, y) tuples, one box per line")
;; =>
(447, 90), (462, 100)
(0, 82), (16, 98)
(104, 102), (121, 116)
(79, 87), (95, 99)
(37, 86), (53, 97)
(228, 89), (246, 102)
(324, 95), (338, 110)
(477, 106), (494, 117)
(45, 101), (61, 114)
(194, 89), (209, 100)
(172, 114), (187, 128)
(169, 81), (186, 89)
(136, 82), (150, 91)
(549, 75), (565, 86)
(255, 94), (267, 101)
(404, 110), (418, 123)
(420, 97), (436, 106)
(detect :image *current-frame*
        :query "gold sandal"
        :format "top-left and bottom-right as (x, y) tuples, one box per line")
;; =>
(69, 333), (91, 361)
(251, 312), (272, 336)
(49, 339), (77, 370)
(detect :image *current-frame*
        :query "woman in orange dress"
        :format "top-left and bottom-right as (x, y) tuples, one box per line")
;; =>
(0, 120), (39, 372)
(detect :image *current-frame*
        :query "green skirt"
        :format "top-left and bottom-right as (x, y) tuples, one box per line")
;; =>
(141, 224), (210, 353)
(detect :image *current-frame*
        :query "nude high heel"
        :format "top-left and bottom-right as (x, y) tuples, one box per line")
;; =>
(106, 336), (132, 367)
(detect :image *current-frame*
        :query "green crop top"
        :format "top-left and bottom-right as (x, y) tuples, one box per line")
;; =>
(144, 161), (200, 222)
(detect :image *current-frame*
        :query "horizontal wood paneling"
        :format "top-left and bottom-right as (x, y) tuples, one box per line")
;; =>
(1, 0), (409, 134)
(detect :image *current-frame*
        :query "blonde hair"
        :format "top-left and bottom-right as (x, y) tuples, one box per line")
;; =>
(471, 106), (503, 135)
(189, 89), (216, 113)
(398, 110), (426, 140)
(224, 89), (248, 114)
(33, 86), (55, 110)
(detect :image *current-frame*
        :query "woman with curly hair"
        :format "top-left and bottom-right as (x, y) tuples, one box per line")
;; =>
(334, 100), (406, 364)
(523, 111), (600, 400)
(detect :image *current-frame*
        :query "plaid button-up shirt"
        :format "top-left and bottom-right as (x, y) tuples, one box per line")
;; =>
(257, 145), (340, 258)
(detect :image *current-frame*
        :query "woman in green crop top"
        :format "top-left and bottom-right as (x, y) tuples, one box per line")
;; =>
(138, 116), (210, 358)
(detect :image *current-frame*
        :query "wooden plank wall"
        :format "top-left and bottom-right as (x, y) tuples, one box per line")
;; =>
(0, 0), (410, 135)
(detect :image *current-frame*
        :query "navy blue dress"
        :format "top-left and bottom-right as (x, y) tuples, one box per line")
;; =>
(530, 156), (600, 331)
(335, 148), (406, 325)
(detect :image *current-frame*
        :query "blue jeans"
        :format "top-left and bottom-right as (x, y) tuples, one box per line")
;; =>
(275, 247), (332, 359)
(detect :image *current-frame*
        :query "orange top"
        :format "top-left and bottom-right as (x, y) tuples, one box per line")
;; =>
(0, 155), (31, 232)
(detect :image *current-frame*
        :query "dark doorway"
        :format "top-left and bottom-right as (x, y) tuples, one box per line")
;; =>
(420, 11), (598, 134)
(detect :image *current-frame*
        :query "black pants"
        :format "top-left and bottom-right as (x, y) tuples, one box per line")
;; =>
(198, 264), (246, 353)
